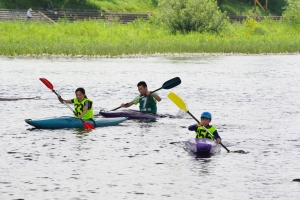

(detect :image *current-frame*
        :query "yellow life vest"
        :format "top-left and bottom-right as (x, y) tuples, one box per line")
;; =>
(195, 126), (216, 140)
(73, 98), (94, 120)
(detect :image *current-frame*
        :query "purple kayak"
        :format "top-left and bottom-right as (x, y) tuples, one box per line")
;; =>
(184, 138), (221, 155)
(99, 109), (167, 120)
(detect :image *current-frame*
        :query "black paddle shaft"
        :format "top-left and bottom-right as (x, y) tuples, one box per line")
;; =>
(150, 87), (162, 94)
(51, 90), (64, 102)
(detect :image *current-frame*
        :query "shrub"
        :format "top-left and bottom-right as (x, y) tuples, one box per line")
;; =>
(282, 0), (300, 25)
(155, 0), (229, 33)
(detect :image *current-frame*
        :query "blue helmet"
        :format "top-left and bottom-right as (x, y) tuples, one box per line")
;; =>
(201, 112), (212, 119)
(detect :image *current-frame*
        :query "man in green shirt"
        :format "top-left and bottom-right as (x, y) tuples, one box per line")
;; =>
(121, 81), (161, 114)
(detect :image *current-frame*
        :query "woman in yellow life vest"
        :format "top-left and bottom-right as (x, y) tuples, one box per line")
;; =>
(57, 88), (94, 120)
(188, 112), (221, 143)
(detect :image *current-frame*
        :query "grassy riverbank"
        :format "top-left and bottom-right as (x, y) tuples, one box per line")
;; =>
(0, 19), (299, 56)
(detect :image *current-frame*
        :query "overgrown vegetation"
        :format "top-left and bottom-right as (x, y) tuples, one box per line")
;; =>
(218, 0), (286, 15)
(0, 18), (299, 56)
(282, 0), (300, 24)
(154, 0), (229, 33)
(268, 0), (286, 15)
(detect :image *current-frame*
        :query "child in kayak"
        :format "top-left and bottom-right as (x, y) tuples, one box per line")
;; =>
(188, 112), (221, 143)
(120, 81), (161, 114)
(57, 87), (94, 120)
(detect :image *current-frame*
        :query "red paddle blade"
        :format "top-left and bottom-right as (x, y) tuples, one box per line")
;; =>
(83, 122), (95, 130)
(39, 78), (54, 90)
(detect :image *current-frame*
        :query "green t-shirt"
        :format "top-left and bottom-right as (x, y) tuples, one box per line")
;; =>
(133, 93), (158, 114)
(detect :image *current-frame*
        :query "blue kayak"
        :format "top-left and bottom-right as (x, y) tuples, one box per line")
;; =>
(25, 116), (127, 129)
(184, 138), (221, 155)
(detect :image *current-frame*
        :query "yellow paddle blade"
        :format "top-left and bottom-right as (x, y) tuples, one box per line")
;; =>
(168, 92), (188, 112)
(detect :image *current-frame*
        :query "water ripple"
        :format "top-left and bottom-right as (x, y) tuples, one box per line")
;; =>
(0, 55), (300, 199)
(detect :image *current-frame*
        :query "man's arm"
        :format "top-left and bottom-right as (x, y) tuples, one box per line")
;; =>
(121, 102), (134, 108)
(151, 93), (161, 101)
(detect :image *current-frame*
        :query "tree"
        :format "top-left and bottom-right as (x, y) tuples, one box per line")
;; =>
(155, 0), (229, 33)
(282, 0), (300, 24)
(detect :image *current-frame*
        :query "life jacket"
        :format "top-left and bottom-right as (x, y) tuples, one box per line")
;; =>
(195, 125), (216, 140)
(139, 95), (157, 114)
(73, 98), (94, 120)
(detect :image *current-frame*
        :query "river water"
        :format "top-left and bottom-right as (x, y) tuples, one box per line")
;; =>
(0, 55), (299, 199)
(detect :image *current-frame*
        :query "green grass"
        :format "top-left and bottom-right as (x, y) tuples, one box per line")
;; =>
(0, 19), (299, 56)
(90, 0), (156, 12)
(0, 0), (155, 13)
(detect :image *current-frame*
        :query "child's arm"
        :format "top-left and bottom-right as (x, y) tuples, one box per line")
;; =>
(213, 130), (221, 143)
(188, 124), (197, 131)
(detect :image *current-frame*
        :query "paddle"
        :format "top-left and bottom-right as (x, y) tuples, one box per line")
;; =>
(111, 77), (182, 111)
(168, 92), (246, 154)
(39, 78), (95, 130)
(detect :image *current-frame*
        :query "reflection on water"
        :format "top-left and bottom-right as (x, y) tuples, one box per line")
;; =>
(1, 55), (300, 199)
(187, 151), (214, 159)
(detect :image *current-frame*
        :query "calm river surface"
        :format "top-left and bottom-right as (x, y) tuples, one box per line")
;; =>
(0, 55), (300, 199)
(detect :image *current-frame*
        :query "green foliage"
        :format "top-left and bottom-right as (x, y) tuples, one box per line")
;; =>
(1, 17), (299, 56)
(155, 0), (229, 33)
(219, 0), (286, 15)
(219, 0), (255, 15)
(283, 0), (300, 25)
(142, 0), (159, 7)
(267, 0), (286, 15)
